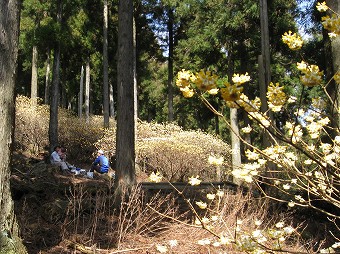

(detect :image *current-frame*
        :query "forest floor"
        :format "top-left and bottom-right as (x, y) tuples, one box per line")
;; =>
(10, 152), (338, 254)
(10, 152), (113, 254)
(10, 152), (212, 254)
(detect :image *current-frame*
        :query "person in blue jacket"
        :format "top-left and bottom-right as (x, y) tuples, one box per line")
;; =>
(90, 149), (110, 174)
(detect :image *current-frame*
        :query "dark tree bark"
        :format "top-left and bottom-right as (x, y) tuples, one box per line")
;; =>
(325, 0), (340, 130)
(0, 0), (27, 253)
(103, 0), (110, 128)
(115, 0), (136, 206)
(49, 0), (62, 153)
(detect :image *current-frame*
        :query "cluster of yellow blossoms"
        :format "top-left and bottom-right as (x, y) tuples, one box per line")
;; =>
(296, 61), (323, 87)
(176, 69), (250, 103)
(281, 31), (303, 50)
(317, 1), (340, 37)
(267, 82), (286, 112)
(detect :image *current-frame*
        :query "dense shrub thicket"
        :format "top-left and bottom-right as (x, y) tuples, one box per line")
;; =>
(14, 96), (232, 181)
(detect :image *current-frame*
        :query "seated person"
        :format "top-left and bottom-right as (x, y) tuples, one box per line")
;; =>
(50, 145), (76, 172)
(87, 150), (109, 178)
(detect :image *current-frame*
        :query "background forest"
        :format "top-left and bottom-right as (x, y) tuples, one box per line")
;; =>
(19, 0), (319, 135)
(4, 0), (340, 253)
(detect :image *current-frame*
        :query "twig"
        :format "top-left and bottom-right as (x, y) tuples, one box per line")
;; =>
(109, 245), (153, 253)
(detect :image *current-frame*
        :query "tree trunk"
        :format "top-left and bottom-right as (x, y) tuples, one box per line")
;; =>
(226, 43), (242, 185)
(115, 0), (136, 207)
(49, 44), (61, 153)
(230, 108), (242, 185)
(85, 58), (90, 124)
(0, 1), (27, 253)
(103, 0), (110, 128)
(167, 8), (174, 122)
(79, 65), (84, 118)
(31, 45), (38, 105)
(44, 48), (51, 104)
(259, 0), (273, 147)
(325, 0), (340, 130)
(109, 83), (115, 117)
(49, 0), (62, 153)
(259, 0), (271, 89)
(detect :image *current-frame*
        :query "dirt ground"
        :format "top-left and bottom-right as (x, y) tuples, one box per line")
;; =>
(11, 152), (118, 254)
(10, 152), (339, 254)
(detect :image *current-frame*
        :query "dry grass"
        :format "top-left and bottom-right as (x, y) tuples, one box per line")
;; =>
(57, 182), (311, 253)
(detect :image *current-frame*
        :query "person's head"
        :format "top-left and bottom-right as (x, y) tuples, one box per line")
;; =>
(54, 145), (61, 152)
(97, 149), (104, 156)
(60, 147), (66, 153)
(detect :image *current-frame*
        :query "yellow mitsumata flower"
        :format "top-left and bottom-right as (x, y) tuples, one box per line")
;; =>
(194, 69), (219, 91)
(334, 71), (340, 84)
(239, 94), (261, 112)
(297, 61), (323, 86)
(149, 171), (162, 183)
(322, 15), (340, 36)
(267, 82), (286, 112)
(195, 201), (207, 209)
(220, 83), (243, 102)
(316, 2), (328, 12)
(282, 31), (303, 50)
(180, 86), (194, 98)
(189, 175), (201, 186)
(208, 155), (224, 166)
(176, 69), (193, 88)
(232, 72), (251, 85)
(245, 149), (260, 161)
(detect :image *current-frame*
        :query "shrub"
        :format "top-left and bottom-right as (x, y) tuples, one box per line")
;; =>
(95, 121), (232, 182)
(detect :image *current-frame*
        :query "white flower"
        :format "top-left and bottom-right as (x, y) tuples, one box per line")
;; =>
(201, 217), (210, 224)
(287, 96), (297, 103)
(189, 175), (201, 186)
(169, 240), (178, 248)
(288, 201), (295, 207)
(219, 236), (232, 245)
(149, 172), (162, 183)
(332, 242), (340, 248)
(252, 229), (262, 238)
(212, 241), (221, 247)
(195, 201), (207, 209)
(283, 226), (294, 234)
(304, 159), (313, 165)
(283, 184), (291, 190)
(197, 239), (211, 245)
(206, 193), (216, 200)
(216, 190), (224, 197)
(211, 215), (218, 221)
(254, 220), (262, 226)
(274, 180), (281, 185)
(276, 222), (285, 228)
(208, 155), (224, 166)
(156, 244), (168, 253)
(279, 236), (286, 242)
(241, 125), (252, 134)
(295, 195), (305, 202)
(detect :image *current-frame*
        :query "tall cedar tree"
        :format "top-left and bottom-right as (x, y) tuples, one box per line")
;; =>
(115, 0), (136, 206)
(0, 0), (27, 253)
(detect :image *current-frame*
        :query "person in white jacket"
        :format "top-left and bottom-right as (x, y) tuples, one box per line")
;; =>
(50, 145), (75, 172)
